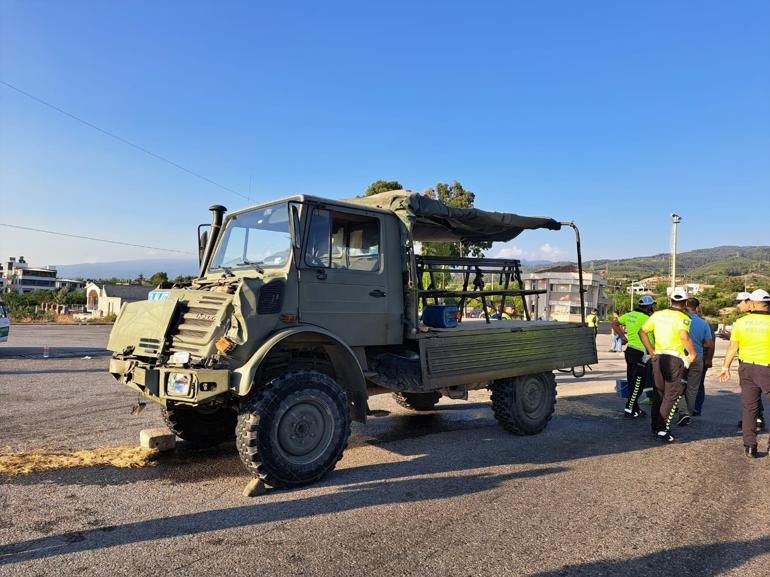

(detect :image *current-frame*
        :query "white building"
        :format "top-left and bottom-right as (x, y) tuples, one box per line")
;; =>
(84, 282), (153, 317)
(524, 265), (612, 322)
(0, 257), (85, 294)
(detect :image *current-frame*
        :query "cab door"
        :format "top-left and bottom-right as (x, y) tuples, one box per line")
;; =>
(298, 204), (397, 346)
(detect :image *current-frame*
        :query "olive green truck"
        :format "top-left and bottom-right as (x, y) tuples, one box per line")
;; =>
(107, 190), (597, 487)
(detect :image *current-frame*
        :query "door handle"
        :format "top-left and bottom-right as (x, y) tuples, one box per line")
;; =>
(369, 289), (386, 298)
(316, 268), (327, 281)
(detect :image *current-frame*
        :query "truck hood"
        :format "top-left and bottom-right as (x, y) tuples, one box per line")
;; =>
(107, 289), (235, 361)
(107, 298), (179, 357)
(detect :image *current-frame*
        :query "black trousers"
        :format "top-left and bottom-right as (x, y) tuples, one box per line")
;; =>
(740, 363), (770, 448)
(624, 347), (648, 412)
(651, 355), (686, 433)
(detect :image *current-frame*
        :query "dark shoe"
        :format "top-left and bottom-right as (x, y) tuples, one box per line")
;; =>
(757, 416), (766, 431)
(677, 415), (691, 427)
(655, 431), (675, 443)
(745, 445), (759, 458)
(738, 420), (743, 430)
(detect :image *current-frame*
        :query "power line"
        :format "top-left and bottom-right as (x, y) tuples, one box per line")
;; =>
(0, 223), (195, 255)
(0, 79), (249, 200)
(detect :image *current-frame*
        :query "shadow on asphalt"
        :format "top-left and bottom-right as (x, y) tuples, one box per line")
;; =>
(0, 347), (110, 360)
(0, 466), (567, 564)
(0, 389), (748, 565)
(0, 368), (105, 375)
(529, 536), (770, 577)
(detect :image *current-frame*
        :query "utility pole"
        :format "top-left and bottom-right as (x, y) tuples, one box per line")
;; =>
(671, 213), (681, 290)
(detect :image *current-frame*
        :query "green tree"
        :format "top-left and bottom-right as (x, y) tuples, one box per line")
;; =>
(172, 275), (196, 286)
(149, 271), (170, 288)
(422, 181), (491, 258)
(53, 287), (70, 305)
(364, 180), (403, 197)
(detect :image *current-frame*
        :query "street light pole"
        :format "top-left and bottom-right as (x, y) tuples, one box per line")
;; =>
(671, 213), (681, 291)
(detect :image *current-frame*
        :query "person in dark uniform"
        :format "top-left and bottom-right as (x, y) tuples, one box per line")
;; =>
(639, 288), (697, 443)
(719, 289), (770, 457)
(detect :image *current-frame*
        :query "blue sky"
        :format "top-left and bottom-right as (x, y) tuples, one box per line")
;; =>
(1, 1), (768, 267)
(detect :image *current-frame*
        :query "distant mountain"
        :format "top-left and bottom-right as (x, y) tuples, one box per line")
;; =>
(52, 245), (770, 283)
(55, 258), (199, 280)
(583, 246), (770, 281)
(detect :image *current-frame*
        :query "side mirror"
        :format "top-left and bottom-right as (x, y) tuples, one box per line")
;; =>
(197, 225), (210, 265)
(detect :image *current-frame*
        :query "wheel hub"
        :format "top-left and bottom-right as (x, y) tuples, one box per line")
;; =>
(521, 379), (545, 413)
(276, 399), (334, 464)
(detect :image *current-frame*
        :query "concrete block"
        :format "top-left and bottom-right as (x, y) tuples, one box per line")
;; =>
(243, 477), (267, 497)
(139, 428), (176, 451)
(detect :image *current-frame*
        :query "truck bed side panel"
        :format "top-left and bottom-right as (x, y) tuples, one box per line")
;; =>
(418, 325), (597, 390)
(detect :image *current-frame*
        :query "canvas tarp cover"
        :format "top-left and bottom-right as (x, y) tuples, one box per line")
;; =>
(349, 190), (561, 243)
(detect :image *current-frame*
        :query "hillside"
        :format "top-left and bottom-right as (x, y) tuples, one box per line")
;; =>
(584, 245), (770, 281)
(55, 258), (198, 280)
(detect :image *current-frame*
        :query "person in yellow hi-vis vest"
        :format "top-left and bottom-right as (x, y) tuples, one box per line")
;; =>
(639, 288), (697, 443)
(719, 289), (770, 457)
(586, 308), (599, 338)
(616, 295), (656, 418)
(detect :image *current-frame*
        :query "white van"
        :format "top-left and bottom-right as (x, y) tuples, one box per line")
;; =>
(0, 300), (8, 343)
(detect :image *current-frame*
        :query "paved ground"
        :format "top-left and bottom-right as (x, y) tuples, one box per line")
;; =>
(1, 325), (769, 576)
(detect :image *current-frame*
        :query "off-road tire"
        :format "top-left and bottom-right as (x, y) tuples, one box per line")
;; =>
(236, 370), (351, 488)
(490, 372), (556, 435)
(162, 402), (237, 446)
(393, 391), (441, 411)
(369, 351), (422, 389)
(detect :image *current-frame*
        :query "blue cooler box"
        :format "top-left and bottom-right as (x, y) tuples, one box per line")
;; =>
(422, 305), (458, 328)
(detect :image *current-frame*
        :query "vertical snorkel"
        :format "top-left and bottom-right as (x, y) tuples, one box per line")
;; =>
(199, 204), (227, 278)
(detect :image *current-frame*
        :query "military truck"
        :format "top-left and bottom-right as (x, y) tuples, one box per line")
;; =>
(107, 190), (596, 487)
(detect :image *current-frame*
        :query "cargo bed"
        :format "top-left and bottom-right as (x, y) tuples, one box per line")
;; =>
(412, 320), (597, 389)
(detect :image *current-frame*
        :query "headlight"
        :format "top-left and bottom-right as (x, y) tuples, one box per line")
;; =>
(169, 373), (192, 396)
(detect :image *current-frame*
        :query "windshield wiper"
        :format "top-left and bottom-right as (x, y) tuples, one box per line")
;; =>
(236, 260), (265, 273)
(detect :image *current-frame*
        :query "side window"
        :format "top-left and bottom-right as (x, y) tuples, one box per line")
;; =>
(305, 208), (331, 267)
(304, 208), (381, 272)
(341, 213), (380, 271)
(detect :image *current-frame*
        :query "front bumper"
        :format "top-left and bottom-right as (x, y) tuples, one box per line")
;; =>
(109, 357), (231, 406)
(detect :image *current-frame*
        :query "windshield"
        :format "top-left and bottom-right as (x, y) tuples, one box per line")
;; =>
(209, 203), (292, 271)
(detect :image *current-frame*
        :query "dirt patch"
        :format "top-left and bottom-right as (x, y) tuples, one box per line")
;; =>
(0, 447), (158, 476)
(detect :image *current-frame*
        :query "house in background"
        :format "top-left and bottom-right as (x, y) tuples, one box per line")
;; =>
(84, 282), (153, 317)
(524, 265), (611, 322)
(1, 256), (84, 293)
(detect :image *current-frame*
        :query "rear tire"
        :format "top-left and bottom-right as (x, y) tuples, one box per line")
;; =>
(162, 402), (237, 446)
(490, 373), (556, 435)
(236, 370), (351, 488)
(393, 391), (441, 411)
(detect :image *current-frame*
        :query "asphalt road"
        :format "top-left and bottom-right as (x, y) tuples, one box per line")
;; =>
(1, 326), (769, 576)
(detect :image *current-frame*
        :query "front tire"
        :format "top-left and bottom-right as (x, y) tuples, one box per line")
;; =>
(162, 402), (237, 447)
(236, 370), (351, 488)
(490, 373), (556, 435)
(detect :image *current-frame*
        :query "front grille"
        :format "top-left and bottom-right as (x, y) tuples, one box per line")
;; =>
(138, 338), (161, 355)
(167, 293), (232, 360)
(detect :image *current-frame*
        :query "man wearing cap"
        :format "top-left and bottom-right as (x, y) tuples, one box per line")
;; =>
(736, 292), (752, 314)
(719, 289), (770, 457)
(616, 295), (656, 418)
(676, 298), (714, 425)
(733, 292), (765, 431)
(639, 288), (697, 443)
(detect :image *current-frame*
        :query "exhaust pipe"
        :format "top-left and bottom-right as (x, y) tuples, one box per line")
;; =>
(199, 204), (227, 277)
